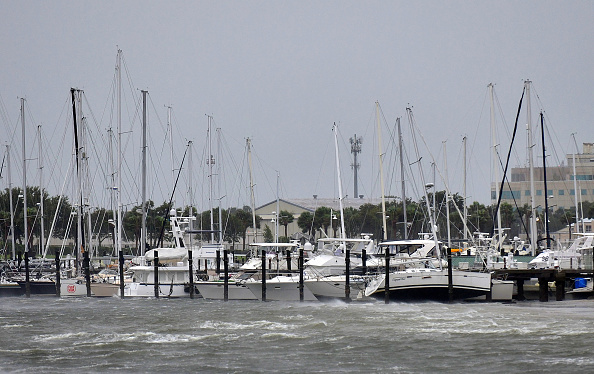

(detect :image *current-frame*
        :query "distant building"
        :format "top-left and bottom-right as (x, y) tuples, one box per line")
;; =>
(491, 142), (594, 211)
(551, 218), (594, 243)
(254, 197), (384, 241)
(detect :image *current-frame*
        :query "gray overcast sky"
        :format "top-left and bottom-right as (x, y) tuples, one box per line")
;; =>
(1, 1), (593, 211)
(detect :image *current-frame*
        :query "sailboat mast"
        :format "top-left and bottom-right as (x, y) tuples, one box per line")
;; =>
(21, 98), (28, 257)
(275, 171), (279, 243)
(107, 126), (116, 254)
(38, 124), (45, 257)
(167, 105), (175, 205)
(397, 118), (407, 240)
(443, 141), (451, 248)
(463, 136), (468, 241)
(217, 128), (223, 245)
(247, 138), (258, 243)
(141, 90), (147, 259)
(525, 80), (537, 255)
(332, 123), (346, 242)
(72, 88), (84, 274)
(207, 115), (214, 244)
(188, 139), (194, 247)
(540, 112), (550, 248)
(116, 49), (123, 258)
(489, 83), (503, 239)
(407, 106), (441, 264)
(375, 102), (387, 241)
(7, 144), (16, 260)
(571, 133), (580, 234)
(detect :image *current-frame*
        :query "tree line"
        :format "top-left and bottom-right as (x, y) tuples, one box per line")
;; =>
(2, 187), (593, 258)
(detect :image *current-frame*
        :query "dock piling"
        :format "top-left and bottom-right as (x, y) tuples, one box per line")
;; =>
(154, 250), (159, 299)
(261, 249), (266, 302)
(24, 251), (30, 298)
(299, 247), (304, 302)
(188, 249), (194, 299)
(223, 249), (229, 301)
(119, 250), (125, 299)
(55, 250), (61, 297)
(345, 249), (351, 302)
(447, 247), (453, 303)
(384, 247), (390, 304)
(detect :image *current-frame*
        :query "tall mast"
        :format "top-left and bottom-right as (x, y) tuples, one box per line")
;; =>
(376, 102), (387, 241)
(141, 90), (147, 259)
(525, 80), (537, 255)
(397, 118), (407, 240)
(462, 136), (468, 241)
(247, 138), (258, 243)
(207, 115), (214, 243)
(443, 141), (451, 248)
(7, 145), (16, 260)
(540, 112), (550, 248)
(489, 83), (502, 239)
(188, 139), (194, 247)
(571, 133), (580, 234)
(408, 106), (441, 264)
(37, 124), (45, 257)
(21, 98), (28, 257)
(72, 88), (83, 274)
(167, 105), (174, 197)
(217, 128), (223, 245)
(116, 49), (123, 257)
(572, 134), (585, 233)
(275, 171), (279, 243)
(432, 162), (437, 233)
(333, 123), (346, 243)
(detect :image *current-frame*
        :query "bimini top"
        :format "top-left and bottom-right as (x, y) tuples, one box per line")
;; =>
(249, 242), (298, 247)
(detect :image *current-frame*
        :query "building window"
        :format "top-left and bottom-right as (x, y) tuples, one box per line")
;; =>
(525, 190), (530, 196)
(582, 189), (588, 196)
(547, 190), (553, 196)
(571, 189), (575, 196)
(586, 225), (592, 232)
(536, 190), (542, 196)
(501, 191), (520, 200)
(558, 190), (565, 196)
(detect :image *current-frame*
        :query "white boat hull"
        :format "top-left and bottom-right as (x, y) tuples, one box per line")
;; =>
(120, 282), (188, 297)
(195, 281), (257, 300)
(245, 276), (318, 301)
(365, 269), (492, 301)
(304, 276), (366, 300)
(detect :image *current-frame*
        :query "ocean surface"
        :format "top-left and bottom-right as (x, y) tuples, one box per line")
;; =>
(1, 296), (593, 373)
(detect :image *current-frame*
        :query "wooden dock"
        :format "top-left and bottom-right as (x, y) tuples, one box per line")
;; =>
(492, 268), (594, 302)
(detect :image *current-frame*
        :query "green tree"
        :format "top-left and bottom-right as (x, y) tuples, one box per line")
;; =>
(297, 211), (314, 236)
(263, 225), (273, 243)
(278, 210), (294, 238)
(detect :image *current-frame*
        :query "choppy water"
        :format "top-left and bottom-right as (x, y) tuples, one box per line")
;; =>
(1, 297), (593, 373)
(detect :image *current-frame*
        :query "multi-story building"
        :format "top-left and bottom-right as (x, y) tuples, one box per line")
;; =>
(491, 142), (594, 211)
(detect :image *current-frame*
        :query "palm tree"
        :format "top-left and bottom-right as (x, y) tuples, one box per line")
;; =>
(278, 210), (294, 238)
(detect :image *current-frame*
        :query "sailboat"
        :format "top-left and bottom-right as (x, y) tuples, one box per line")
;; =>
(364, 106), (494, 301)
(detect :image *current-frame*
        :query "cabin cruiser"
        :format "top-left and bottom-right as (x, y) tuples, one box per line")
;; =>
(363, 239), (494, 301)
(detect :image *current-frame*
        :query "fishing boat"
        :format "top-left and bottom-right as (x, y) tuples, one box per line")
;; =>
(120, 210), (196, 298)
(196, 242), (301, 300)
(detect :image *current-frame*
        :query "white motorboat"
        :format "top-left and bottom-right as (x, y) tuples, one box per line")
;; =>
(244, 274), (318, 301)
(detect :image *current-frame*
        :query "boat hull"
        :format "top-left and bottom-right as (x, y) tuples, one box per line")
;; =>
(304, 276), (366, 300)
(120, 282), (189, 297)
(245, 277), (318, 301)
(365, 269), (492, 301)
(195, 281), (257, 300)
(0, 283), (25, 297)
(17, 280), (56, 295)
(90, 282), (120, 297)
